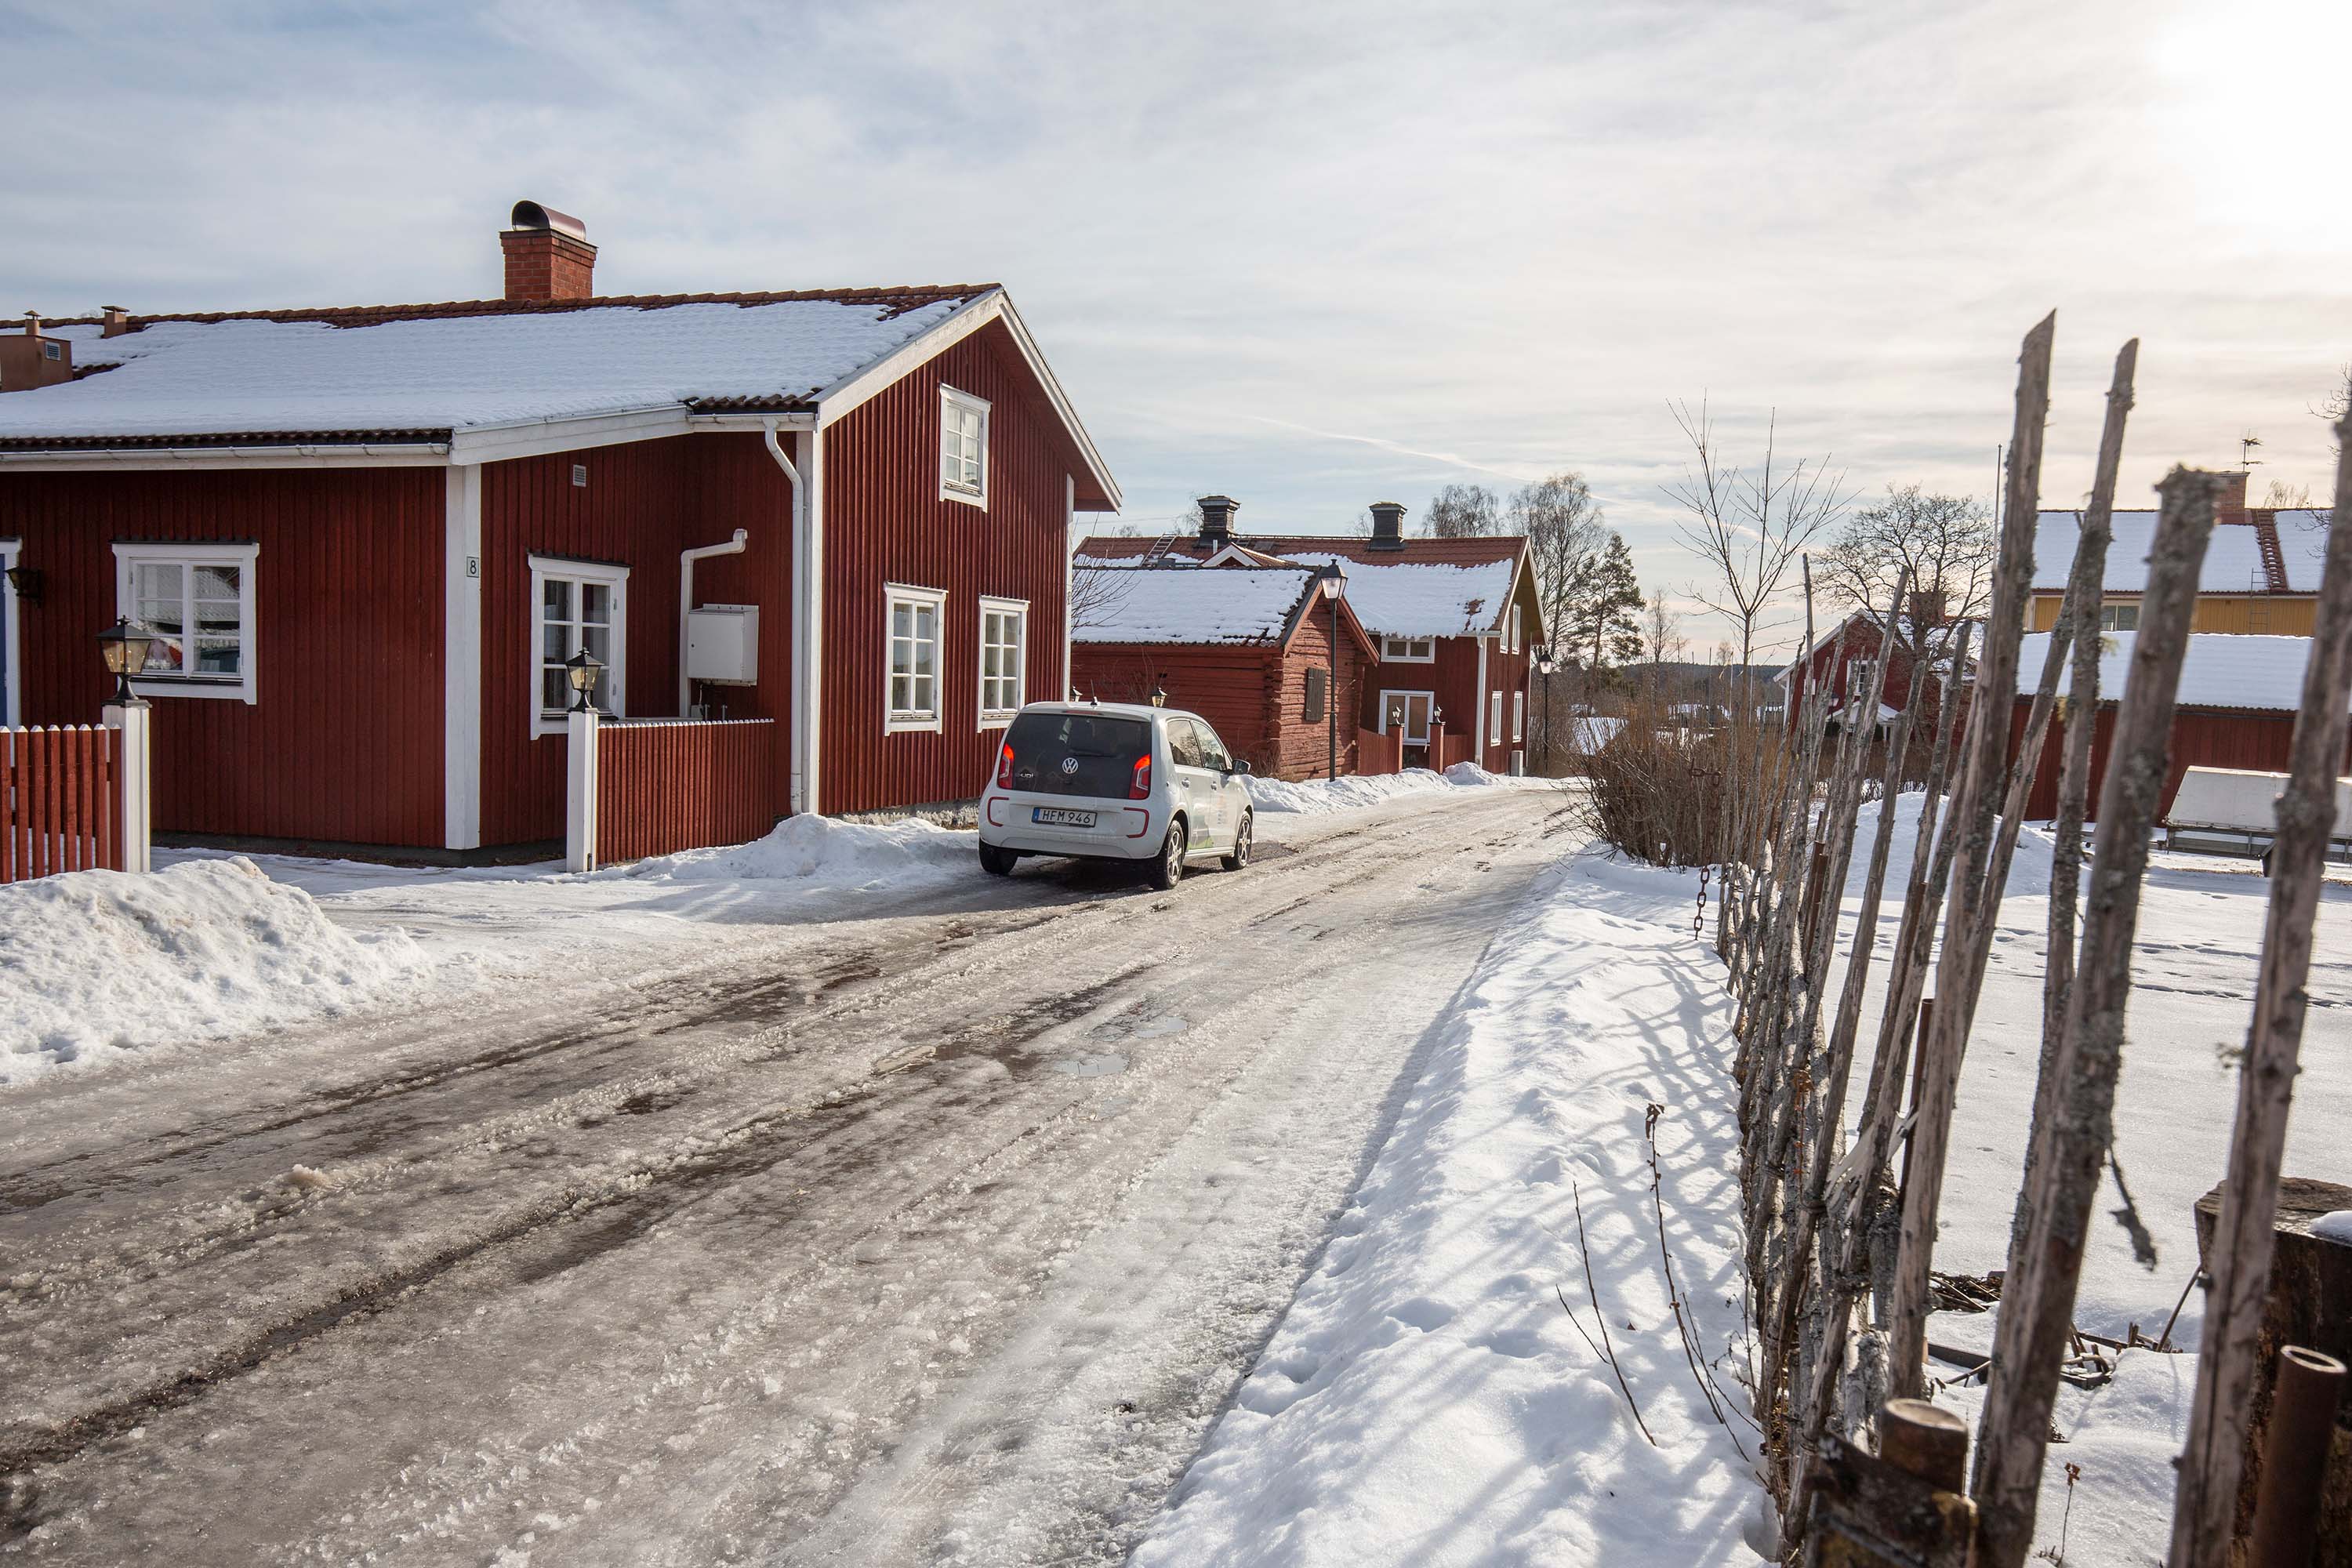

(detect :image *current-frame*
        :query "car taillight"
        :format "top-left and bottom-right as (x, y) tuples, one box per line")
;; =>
(996, 741), (1014, 789)
(1129, 755), (1152, 799)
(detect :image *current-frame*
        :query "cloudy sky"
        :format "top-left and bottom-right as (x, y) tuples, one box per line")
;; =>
(8, 0), (2343, 655)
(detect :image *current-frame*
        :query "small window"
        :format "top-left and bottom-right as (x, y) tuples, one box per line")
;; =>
(887, 583), (947, 733)
(2099, 602), (2140, 632)
(1489, 689), (1503, 742)
(1304, 666), (1328, 723)
(1508, 604), (1522, 655)
(1512, 691), (1524, 742)
(1380, 690), (1434, 743)
(978, 596), (1027, 726)
(43, 342), (63, 362)
(940, 387), (990, 507)
(112, 541), (260, 704)
(1381, 635), (1435, 662)
(530, 556), (628, 733)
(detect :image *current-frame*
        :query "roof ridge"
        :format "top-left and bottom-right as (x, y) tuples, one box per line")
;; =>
(42, 285), (1000, 333)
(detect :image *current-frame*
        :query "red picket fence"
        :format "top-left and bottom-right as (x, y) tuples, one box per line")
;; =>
(1356, 727), (1404, 775)
(595, 718), (778, 864)
(2, 725), (123, 884)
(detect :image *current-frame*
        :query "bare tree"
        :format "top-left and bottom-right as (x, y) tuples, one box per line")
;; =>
(1816, 485), (1994, 667)
(1664, 399), (1852, 674)
(1067, 560), (1136, 640)
(1642, 590), (1685, 667)
(1424, 482), (1501, 538)
(1512, 471), (1608, 665)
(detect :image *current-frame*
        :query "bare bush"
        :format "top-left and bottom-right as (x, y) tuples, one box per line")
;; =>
(1571, 695), (1786, 867)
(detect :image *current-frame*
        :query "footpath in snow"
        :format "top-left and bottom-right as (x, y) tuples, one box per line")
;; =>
(1134, 850), (1766, 1568)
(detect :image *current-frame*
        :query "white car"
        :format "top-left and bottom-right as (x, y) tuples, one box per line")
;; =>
(978, 702), (1255, 889)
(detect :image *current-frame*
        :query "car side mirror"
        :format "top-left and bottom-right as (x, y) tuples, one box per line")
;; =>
(1232, 759), (1253, 775)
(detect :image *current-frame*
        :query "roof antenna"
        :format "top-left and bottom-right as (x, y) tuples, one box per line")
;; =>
(2240, 431), (2263, 474)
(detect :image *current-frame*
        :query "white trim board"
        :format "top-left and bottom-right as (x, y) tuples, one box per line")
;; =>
(112, 539), (260, 704)
(0, 538), (21, 728)
(443, 466), (484, 849)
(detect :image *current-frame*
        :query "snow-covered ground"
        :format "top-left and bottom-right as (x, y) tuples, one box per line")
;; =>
(1243, 762), (1559, 818)
(1135, 851), (1766, 1567)
(1830, 793), (2352, 1565)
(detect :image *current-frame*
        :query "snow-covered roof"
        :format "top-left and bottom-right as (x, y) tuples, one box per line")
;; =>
(1073, 566), (1316, 645)
(2014, 631), (2341, 713)
(4, 296), (980, 441)
(1279, 552), (1516, 638)
(2031, 511), (2283, 595)
(2273, 510), (2333, 591)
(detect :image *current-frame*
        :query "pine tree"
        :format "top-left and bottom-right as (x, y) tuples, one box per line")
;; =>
(1563, 532), (1646, 672)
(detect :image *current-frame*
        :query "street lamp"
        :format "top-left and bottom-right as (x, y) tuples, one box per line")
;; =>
(1317, 563), (1347, 779)
(96, 617), (154, 705)
(564, 647), (604, 713)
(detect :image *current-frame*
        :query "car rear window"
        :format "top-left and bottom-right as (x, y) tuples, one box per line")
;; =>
(1003, 711), (1155, 797)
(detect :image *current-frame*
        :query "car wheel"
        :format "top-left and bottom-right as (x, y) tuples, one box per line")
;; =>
(1147, 818), (1187, 891)
(978, 841), (1019, 877)
(1221, 811), (1253, 870)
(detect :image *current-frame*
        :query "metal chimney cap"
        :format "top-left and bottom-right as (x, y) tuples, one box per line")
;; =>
(508, 201), (589, 242)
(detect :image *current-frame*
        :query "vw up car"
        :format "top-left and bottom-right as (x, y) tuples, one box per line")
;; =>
(978, 702), (1255, 889)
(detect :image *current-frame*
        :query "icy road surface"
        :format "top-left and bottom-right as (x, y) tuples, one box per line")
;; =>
(0, 789), (1574, 1565)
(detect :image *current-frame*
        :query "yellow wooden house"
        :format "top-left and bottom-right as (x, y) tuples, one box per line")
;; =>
(2030, 474), (2328, 637)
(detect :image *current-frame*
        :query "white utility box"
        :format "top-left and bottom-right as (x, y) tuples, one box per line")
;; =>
(687, 604), (760, 685)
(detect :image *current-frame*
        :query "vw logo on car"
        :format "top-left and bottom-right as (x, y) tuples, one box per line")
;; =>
(1062, 756), (1080, 775)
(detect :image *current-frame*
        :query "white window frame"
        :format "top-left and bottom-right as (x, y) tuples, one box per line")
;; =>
(1377, 688), (1436, 744)
(940, 386), (991, 509)
(2099, 601), (2140, 632)
(1380, 634), (1436, 663)
(1508, 604), (1523, 655)
(1489, 689), (1504, 742)
(528, 555), (630, 738)
(885, 582), (949, 735)
(112, 540), (260, 704)
(977, 594), (1028, 729)
(1512, 690), (1524, 742)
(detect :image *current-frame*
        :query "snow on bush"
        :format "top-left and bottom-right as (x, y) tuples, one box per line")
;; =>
(623, 811), (972, 887)
(1134, 852), (1765, 1566)
(0, 858), (431, 1086)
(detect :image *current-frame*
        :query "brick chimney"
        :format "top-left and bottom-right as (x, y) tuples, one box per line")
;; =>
(2212, 469), (2249, 527)
(501, 201), (597, 303)
(1197, 495), (1237, 545)
(1907, 587), (1947, 629)
(1368, 501), (1406, 550)
(100, 305), (131, 338)
(0, 314), (72, 394)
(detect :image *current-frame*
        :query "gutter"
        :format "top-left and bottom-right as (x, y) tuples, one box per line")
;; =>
(0, 441), (450, 466)
(679, 528), (750, 716)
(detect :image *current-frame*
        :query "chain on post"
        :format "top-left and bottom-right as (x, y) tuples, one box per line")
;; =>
(1694, 863), (1709, 939)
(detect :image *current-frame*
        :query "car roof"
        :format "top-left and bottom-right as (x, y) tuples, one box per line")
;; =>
(1024, 700), (1198, 725)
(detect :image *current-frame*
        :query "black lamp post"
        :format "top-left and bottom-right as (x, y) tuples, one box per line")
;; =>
(1317, 563), (1347, 779)
(564, 647), (604, 713)
(96, 617), (154, 705)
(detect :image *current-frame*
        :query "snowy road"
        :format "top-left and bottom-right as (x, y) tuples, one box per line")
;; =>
(1, 788), (1574, 1566)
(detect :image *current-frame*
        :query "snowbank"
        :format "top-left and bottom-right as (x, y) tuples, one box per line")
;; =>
(1844, 789), (2055, 901)
(0, 858), (432, 1086)
(1134, 853), (1765, 1568)
(622, 811), (973, 888)
(1247, 765), (1557, 818)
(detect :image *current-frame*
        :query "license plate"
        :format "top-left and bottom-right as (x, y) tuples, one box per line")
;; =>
(1033, 807), (1097, 827)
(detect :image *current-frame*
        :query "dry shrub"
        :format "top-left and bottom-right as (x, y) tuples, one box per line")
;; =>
(1571, 694), (1786, 868)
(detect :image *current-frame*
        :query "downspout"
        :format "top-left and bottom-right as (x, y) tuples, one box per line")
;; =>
(1473, 632), (1490, 762)
(761, 420), (809, 813)
(678, 528), (749, 716)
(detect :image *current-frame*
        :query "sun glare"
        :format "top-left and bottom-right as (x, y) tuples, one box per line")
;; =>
(2152, 0), (2352, 247)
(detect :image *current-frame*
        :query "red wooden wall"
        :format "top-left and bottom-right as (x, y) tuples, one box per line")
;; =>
(818, 321), (1072, 813)
(595, 718), (778, 863)
(0, 467), (446, 846)
(1069, 643), (1279, 771)
(478, 433), (793, 846)
(2006, 698), (2352, 821)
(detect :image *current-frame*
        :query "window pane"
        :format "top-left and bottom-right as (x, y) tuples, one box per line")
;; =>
(582, 583), (610, 626)
(582, 625), (610, 664)
(543, 667), (566, 712)
(891, 673), (909, 711)
(194, 637), (241, 675)
(142, 635), (184, 673)
(136, 562), (182, 606)
(894, 603), (913, 640)
(891, 637), (912, 678)
(194, 564), (239, 603)
(543, 579), (572, 622)
(913, 673), (934, 712)
(544, 622), (568, 662)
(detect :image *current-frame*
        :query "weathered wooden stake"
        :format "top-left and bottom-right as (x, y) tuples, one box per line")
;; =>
(2249, 1347), (2348, 1566)
(1969, 466), (2224, 1568)
(1887, 314), (2055, 1397)
(2165, 422), (2352, 1568)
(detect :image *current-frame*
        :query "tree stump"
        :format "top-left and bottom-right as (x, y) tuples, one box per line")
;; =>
(2194, 1177), (2352, 1565)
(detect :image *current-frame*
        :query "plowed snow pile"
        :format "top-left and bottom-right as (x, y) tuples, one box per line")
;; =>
(1247, 765), (1555, 817)
(0, 858), (431, 1085)
(624, 811), (973, 887)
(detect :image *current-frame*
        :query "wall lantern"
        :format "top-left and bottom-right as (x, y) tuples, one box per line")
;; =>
(96, 617), (154, 704)
(1150, 687), (1167, 708)
(564, 647), (604, 712)
(4, 564), (42, 605)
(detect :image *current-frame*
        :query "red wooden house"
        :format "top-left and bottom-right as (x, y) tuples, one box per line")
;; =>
(0, 201), (1119, 858)
(1068, 559), (1377, 779)
(1776, 598), (1977, 738)
(1076, 499), (1541, 772)
(2007, 631), (2352, 820)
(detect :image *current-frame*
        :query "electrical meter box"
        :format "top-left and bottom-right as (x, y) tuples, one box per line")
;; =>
(687, 604), (759, 685)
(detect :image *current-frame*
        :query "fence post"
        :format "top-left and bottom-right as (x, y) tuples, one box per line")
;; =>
(103, 700), (151, 874)
(1804, 1399), (1976, 1566)
(566, 706), (600, 873)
